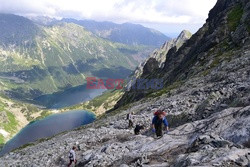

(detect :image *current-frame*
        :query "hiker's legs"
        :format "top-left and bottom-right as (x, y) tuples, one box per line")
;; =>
(155, 123), (163, 137)
(68, 160), (73, 167)
(129, 120), (133, 128)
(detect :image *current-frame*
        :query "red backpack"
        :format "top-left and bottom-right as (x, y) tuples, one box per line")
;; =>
(154, 110), (166, 116)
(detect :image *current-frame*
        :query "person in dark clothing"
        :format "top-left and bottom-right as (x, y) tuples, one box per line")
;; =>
(127, 112), (134, 128)
(152, 110), (169, 137)
(134, 124), (144, 135)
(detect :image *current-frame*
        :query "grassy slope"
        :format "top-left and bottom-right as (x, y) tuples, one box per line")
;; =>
(227, 4), (244, 32)
(0, 94), (51, 146)
(0, 23), (149, 100)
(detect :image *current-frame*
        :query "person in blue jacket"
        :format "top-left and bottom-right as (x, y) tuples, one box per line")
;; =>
(152, 110), (169, 137)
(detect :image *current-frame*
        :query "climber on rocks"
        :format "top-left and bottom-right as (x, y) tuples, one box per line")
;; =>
(68, 146), (77, 167)
(127, 112), (134, 128)
(152, 110), (169, 138)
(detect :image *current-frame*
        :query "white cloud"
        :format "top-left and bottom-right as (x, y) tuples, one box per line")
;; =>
(0, 0), (217, 35)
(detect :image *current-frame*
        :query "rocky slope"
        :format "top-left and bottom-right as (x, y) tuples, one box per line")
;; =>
(1, 83), (249, 166)
(0, 0), (250, 166)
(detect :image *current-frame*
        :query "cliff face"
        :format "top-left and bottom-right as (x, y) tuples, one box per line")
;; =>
(115, 0), (250, 108)
(0, 0), (250, 166)
(132, 30), (192, 79)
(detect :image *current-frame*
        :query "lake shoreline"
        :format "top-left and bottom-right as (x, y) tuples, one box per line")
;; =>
(0, 110), (96, 156)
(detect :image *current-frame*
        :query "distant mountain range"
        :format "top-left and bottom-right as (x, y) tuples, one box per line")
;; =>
(29, 17), (170, 47)
(61, 18), (170, 46)
(0, 13), (164, 100)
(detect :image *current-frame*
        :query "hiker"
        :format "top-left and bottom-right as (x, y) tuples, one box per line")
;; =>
(152, 110), (169, 137)
(68, 146), (77, 167)
(127, 112), (134, 128)
(134, 124), (144, 135)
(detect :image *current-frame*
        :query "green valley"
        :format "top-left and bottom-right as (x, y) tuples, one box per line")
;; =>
(0, 14), (153, 102)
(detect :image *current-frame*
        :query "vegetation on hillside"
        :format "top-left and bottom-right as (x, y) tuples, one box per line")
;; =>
(228, 4), (243, 31)
(0, 16), (152, 101)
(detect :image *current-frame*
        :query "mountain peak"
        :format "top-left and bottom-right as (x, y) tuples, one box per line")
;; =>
(128, 30), (192, 81)
(177, 30), (192, 40)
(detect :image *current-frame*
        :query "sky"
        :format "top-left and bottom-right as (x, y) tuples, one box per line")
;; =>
(0, 0), (217, 37)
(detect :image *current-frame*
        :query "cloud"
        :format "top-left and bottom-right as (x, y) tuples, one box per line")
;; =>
(0, 0), (217, 35)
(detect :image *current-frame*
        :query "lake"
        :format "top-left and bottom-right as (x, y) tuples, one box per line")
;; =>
(0, 110), (95, 156)
(33, 84), (106, 109)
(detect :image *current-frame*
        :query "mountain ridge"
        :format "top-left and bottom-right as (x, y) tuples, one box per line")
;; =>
(61, 18), (170, 46)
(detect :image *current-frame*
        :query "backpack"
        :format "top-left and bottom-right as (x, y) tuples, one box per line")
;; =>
(154, 111), (160, 116)
(69, 151), (73, 160)
(126, 113), (130, 120)
(154, 110), (166, 116)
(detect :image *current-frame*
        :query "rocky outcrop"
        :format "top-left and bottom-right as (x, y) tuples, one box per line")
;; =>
(132, 30), (192, 79)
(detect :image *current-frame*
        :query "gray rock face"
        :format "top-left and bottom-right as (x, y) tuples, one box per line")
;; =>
(131, 30), (192, 79)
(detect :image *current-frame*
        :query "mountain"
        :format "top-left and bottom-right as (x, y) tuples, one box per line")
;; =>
(49, 28), (192, 115)
(115, 0), (250, 108)
(1, 0), (250, 166)
(65, 28), (190, 115)
(131, 30), (192, 79)
(62, 29), (191, 116)
(61, 18), (170, 46)
(0, 14), (39, 46)
(0, 14), (152, 102)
